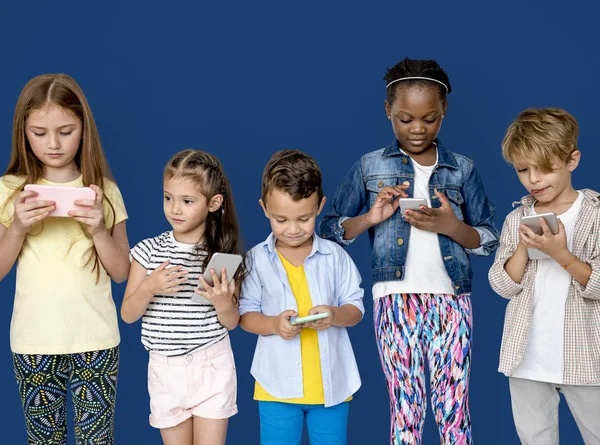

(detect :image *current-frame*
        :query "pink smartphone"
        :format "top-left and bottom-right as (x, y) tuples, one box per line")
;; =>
(24, 184), (96, 217)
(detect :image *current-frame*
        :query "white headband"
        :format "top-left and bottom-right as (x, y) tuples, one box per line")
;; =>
(386, 76), (449, 93)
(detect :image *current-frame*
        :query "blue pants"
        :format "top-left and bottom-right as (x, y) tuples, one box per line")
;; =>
(258, 401), (349, 445)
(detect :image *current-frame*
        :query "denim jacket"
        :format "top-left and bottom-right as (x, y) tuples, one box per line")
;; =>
(319, 139), (500, 295)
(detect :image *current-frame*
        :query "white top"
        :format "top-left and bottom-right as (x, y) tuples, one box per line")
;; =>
(512, 191), (584, 383)
(372, 150), (454, 299)
(130, 231), (227, 356)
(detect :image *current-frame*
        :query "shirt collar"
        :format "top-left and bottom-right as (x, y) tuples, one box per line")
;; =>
(262, 232), (333, 257)
(382, 138), (459, 169)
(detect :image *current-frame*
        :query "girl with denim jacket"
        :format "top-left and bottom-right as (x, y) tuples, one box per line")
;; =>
(320, 58), (499, 445)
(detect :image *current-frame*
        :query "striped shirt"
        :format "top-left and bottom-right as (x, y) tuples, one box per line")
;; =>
(488, 189), (600, 385)
(130, 231), (227, 356)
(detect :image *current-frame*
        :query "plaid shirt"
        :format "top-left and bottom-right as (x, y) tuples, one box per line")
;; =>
(488, 188), (600, 385)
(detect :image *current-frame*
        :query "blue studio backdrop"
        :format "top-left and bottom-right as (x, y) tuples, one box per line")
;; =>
(0, 1), (597, 444)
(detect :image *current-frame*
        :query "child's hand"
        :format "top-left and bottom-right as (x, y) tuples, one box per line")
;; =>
(520, 217), (569, 261)
(145, 260), (188, 295)
(69, 184), (106, 235)
(516, 227), (530, 257)
(195, 268), (236, 310)
(402, 189), (459, 235)
(366, 185), (409, 225)
(273, 310), (302, 340)
(304, 305), (334, 331)
(12, 190), (54, 234)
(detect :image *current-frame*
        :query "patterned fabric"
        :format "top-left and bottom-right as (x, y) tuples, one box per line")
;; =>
(374, 293), (472, 445)
(13, 346), (119, 445)
(488, 189), (600, 385)
(130, 231), (227, 356)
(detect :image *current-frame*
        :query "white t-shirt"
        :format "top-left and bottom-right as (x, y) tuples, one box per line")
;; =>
(130, 231), (228, 356)
(512, 191), (584, 383)
(372, 150), (455, 299)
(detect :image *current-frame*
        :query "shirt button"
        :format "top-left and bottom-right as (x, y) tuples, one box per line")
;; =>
(402, 181), (410, 186)
(397, 238), (404, 246)
(296, 361), (301, 366)
(396, 270), (402, 278)
(402, 158), (408, 165)
(186, 355), (193, 362)
(377, 181), (384, 188)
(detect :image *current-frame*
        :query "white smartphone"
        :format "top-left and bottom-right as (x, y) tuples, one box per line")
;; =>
(521, 212), (559, 260)
(289, 312), (330, 326)
(399, 198), (427, 214)
(24, 184), (96, 217)
(197, 252), (242, 284)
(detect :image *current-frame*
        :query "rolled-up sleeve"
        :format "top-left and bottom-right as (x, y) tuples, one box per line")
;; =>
(488, 214), (527, 300)
(239, 251), (263, 315)
(462, 162), (500, 256)
(573, 257), (600, 300)
(335, 248), (365, 317)
(319, 159), (367, 246)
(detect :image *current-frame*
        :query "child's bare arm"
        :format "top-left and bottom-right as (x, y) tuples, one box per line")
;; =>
(503, 243), (529, 284)
(0, 224), (25, 281)
(0, 190), (54, 281)
(489, 214), (528, 299)
(92, 221), (130, 283)
(70, 185), (130, 283)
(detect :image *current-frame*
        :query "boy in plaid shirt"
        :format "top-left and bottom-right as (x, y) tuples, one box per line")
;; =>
(489, 108), (600, 445)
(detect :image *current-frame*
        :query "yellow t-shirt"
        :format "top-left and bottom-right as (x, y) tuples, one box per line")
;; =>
(0, 174), (128, 354)
(254, 251), (325, 404)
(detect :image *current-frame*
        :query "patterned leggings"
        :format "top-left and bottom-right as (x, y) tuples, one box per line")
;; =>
(374, 293), (472, 445)
(13, 346), (119, 445)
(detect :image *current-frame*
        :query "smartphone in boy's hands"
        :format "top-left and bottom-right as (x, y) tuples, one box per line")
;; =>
(289, 312), (330, 326)
(24, 184), (96, 217)
(521, 212), (559, 259)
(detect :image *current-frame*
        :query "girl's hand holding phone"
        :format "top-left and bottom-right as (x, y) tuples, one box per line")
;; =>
(402, 189), (459, 235)
(12, 190), (55, 235)
(68, 184), (105, 235)
(195, 267), (236, 310)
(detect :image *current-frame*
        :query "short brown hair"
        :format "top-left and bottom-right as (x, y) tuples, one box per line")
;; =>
(502, 107), (579, 173)
(261, 150), (323, 204)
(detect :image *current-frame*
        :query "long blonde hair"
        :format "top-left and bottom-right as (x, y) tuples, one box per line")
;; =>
(1, 73), (116, 280)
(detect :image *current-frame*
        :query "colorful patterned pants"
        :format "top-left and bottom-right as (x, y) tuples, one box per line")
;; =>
(374, 293), (472, 445)
(13, 346), (119, 445)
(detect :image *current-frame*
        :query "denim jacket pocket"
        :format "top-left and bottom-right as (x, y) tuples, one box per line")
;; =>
(442, 187), (465, 222)
(366, 177), (399, 207)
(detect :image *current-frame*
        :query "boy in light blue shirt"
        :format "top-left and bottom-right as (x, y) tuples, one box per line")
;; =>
(240, 150), (364, 445)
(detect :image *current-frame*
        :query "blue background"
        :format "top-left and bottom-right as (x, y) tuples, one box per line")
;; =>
(0, 1), (597, 443)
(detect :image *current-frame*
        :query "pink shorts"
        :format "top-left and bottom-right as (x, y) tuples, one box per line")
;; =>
(147, 335), (238, 429)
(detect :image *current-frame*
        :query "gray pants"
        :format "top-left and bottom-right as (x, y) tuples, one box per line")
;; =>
(509, 377), (600, 445)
